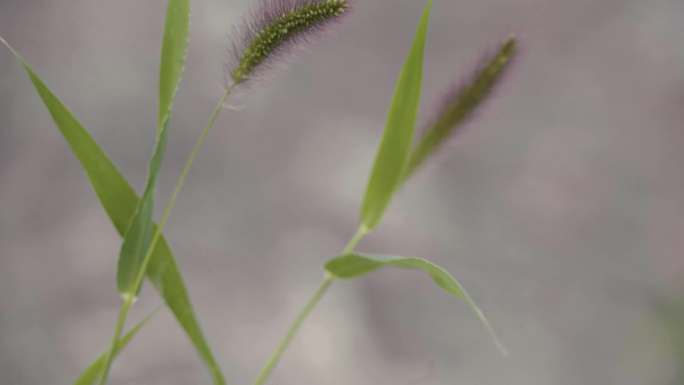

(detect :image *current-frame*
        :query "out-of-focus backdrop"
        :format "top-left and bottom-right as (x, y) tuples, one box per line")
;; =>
(1, 0), (684, 384)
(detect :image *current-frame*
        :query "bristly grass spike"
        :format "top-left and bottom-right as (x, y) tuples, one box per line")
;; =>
(404, 37), (517, 179)
(2, 1), (520, 383)
(227, 0), (351, 85)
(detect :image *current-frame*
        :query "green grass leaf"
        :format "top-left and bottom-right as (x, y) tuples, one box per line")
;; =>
(325, 253), (508, 355)
(117, 0), (190, 298)
(359, 0), (432, 230)
(73, 309), (159, 385)
(0, 36), (227, 385)
(404, 37), (517, 179)
(159, 0), (190, 130)
(115, 128), (168, 296)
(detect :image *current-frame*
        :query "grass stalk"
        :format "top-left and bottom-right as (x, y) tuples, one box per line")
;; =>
(252, 224), (370, 385)
(97, 86), (234, 385)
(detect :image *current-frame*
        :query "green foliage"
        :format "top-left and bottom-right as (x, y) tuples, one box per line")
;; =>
(73, 310), (158, 385)
(159, 0), (190, 129)
(0, 33), (226, 385)
(2, 0), (519, 382)
(118, 0), (189, 298)
(326, 253), (507, 355)
(332, 3), (508, 357)
(104, 0), (194, 383)
(360, 0), (432, 230)
(108, 0), (228, 384)
(115, 128), (168, 297)
(326, 254), (467, 297)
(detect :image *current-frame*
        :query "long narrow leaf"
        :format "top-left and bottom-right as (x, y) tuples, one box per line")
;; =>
(0, 37), (227, 385)
(117, 0), (190, 298)
(116, 128), (168, 296)
(73, 309), (159, 385)
(159, 0), (190, 131)
(360, 0), (432, 230)
(325, 253), (507, 355)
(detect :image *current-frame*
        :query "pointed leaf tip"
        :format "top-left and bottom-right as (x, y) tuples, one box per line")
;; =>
(159, 0), (190, 129)
(360, 0), (432, 230)
(325, 253), (507, 355)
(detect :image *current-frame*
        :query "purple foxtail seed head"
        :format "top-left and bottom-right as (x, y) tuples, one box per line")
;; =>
(404, 37), (518, 178)
(227, 0), (351, 86)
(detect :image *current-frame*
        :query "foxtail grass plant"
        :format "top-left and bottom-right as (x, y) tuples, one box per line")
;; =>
(0, 0), (518, 384)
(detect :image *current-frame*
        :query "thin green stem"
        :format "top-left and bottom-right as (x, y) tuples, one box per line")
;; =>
(127, 85), (233, 300)
(342, 225), (369, 255)
(97, 296), (133, 385)
(97, 86), (234, 385)
(252, 224), (370, 385)
(253, 276), (334, 385)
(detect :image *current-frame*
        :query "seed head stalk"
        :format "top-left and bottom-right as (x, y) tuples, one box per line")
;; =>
(100, 1), (352, 382)
(252, 224), (369, 385)
(97, 85), (235, 385)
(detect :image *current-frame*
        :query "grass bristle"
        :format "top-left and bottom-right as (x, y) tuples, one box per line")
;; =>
(228, 0), (351, 85)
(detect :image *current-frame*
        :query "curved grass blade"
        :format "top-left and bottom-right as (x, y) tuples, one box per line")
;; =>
(73, 309), (159, 385)
(403, 37), (517, 180)
(0, 36), (227, 385)
(325, 253), (508, 355)
(360, 0), (432, 231)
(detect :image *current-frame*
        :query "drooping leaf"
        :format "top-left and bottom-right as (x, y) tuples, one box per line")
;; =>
(0, 36), (227, 385)
(325, 253), (507, 355)
(403, 37), (517, 180)
(73, 309), (159, 385)
(359, 0), (432, 230)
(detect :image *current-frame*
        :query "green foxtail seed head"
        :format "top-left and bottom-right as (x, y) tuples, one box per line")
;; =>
(404, 37), (518, 179)
(228, 0), (350, 85)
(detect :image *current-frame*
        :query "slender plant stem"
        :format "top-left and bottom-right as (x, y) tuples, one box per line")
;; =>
(97, 86), (234, 385)
(342, 225), (369, 255)
(97, 296), (133, 385)
(127, 85), (234, 301)
(253, 276), (334, 385)
(252, 224), (370, 385)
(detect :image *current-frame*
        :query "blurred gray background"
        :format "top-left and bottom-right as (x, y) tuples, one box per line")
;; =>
(2, 0), (684, 384)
